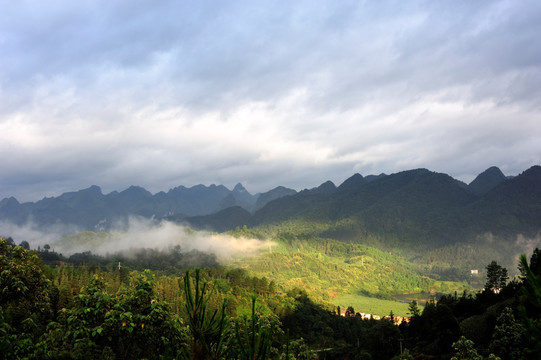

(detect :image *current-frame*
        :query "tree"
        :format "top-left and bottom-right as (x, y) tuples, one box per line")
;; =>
(0, 238), (52, 358)
(450, 336), (500, 360)
(407, 300), (421, 317)
(345, 306), (355, 317)
(530, 248), (541, 276)
(484, 261), (508, 293)
(268, 280), (277, 294)
(43, 270), (184, 359)
(450, 336), (483, 360)
(19, 240), (30, 250)
(5, 237), (15, 246)
(488, 307), (526, 360)
(182, 268), (229, 360)
(518, 253), (541, 356)
(366, 318), (401, 359)
(519, 248), (541, 278)
(233, 295), (274, 360)
(393, 348), (414, 360)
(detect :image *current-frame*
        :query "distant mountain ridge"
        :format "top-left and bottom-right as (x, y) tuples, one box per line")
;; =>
(0, 182), (296, 231)
(2, 166), (540, 247)
(183, 166), (541, 249)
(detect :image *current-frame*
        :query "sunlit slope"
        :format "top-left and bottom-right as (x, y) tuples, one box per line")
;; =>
(53, 227), (468, 316)
(226, 236), (468, 306)
(333, 294), (414, 317)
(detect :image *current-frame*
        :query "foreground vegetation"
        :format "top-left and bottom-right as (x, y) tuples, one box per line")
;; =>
(2, 236), (541, 359)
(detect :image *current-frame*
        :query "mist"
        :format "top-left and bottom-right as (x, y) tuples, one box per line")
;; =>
(0, 217), (273, 261)
(513, 233), (541, 266)
(0, 220), (82, 249)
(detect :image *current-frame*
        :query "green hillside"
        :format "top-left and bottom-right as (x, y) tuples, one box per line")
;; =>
(222, 226), (469, 316)
(189, 167), (541, 249)
(50, 227), (469, 317)
(180, 166), (541, 283)
(333, 294), (415, 317)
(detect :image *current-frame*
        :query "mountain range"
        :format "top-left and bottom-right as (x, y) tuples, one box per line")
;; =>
(0, 182), (294, 231)
(186, 166), (541, 244)
(1, 166), (540, 249)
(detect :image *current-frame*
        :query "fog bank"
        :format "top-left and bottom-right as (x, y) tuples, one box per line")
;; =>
(0, 217), (272, 260)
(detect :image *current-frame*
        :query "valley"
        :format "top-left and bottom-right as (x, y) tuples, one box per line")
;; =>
(2, 165), (541, 359)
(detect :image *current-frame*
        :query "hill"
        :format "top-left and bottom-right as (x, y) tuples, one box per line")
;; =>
(200, 166), (541, 244)
(177, 166), (541, 279)
(468, 166), (507, 196)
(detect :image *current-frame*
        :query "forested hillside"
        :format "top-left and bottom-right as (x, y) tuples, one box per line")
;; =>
(183, 166), (541, 279)
(247, 166), (541, 245)
(2, 237), (541, 359)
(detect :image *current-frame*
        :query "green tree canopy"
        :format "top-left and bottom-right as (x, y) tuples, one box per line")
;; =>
(484, 261), (508, 293)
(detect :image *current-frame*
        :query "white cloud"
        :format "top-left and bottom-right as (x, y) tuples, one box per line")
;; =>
(1, 0), (540, 201)
(0, 217), (272, 260)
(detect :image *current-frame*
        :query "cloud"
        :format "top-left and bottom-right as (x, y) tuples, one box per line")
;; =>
(0, 220), (82, 249)
(1, 0), (541, 201)
(0, 217), (272, 260)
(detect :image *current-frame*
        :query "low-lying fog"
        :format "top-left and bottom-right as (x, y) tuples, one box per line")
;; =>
(0, 217), (273, 260)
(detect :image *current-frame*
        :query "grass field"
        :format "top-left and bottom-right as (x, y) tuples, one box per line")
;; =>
(333, 294), (423, 317)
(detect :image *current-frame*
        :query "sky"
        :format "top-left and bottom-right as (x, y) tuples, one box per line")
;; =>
(1, 0), (541, 202)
